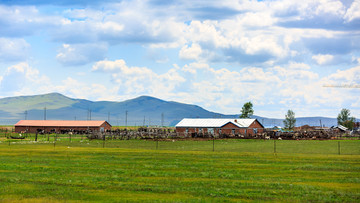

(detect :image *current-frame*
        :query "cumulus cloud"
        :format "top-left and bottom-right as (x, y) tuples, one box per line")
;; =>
(0, 1), (359, 117)
(56, 43), (108, 66)
(0, 38), (30, 62)
(92, 59), (186, 96)
(91, 59), (345, 115)
(312, 54), (334, 65)
(52, 77), (119, 101)
(2, 1), (357, 67)
(0, 5), (58, 37)
(179, 43), (202, 60)
(0, 63), (50, 96)
(325, 66), (360, 84)
(344, 0), (360, 22)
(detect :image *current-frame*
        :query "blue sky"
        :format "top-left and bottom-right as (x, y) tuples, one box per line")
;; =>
(0, 0), (360, 118)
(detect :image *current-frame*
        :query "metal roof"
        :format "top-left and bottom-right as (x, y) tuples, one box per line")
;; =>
(14, 120), (110, 127)
(337, 124), (348, 131)
(175, 118), (257, 128)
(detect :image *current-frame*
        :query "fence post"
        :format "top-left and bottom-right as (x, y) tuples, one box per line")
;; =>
(274, 139), (276, 154)
(103, 134), (105, 148)
(338, 141), (340, 155)
(213, 136), (215, 152)
(156, 136), (159, 150)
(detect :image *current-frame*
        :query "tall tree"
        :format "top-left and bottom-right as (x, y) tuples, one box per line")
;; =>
(240, 102), (254, 118)
(337, 108), (356, 130)
(284, 109), (296, 130)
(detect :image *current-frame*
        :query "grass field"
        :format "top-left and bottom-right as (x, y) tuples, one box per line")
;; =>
(0, 138), (359, 202)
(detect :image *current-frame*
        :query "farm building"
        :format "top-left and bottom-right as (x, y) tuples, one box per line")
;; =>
(14, 120), (111, 134)
(175, 118), (264, 137)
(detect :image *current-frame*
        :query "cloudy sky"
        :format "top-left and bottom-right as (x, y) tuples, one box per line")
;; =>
(0, 0), (359, 118)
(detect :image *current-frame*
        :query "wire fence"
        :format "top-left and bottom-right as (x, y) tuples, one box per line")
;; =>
(1, 132), (359, 155)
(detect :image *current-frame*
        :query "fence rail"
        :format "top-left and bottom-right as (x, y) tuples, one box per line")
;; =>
(1, 132), (359, 155)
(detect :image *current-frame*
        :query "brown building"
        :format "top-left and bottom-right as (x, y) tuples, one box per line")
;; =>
(14, 120), (111, 133)
(175, 118), (264, 137)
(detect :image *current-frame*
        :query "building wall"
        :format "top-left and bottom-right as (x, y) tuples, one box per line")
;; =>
(15, 122), (111, 133)
(176, 120), (264, 137)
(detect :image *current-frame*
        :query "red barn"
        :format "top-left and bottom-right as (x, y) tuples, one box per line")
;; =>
(175, 118), (264, 137)
(14, 120), (111, 134)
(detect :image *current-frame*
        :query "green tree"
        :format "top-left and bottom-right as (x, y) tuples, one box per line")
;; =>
(337, 108), (356, 130)
(284, 109), (296, 130)
(240, 102), (254, 118)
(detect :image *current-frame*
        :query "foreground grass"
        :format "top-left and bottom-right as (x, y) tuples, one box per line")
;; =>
(0, 140), (359, 202)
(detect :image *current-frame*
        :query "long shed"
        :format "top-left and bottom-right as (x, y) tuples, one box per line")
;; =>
(175, 118), (264, 137)
(14, 120), (111, 133)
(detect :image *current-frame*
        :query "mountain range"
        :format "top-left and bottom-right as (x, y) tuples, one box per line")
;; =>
(0, 93), (340, 127)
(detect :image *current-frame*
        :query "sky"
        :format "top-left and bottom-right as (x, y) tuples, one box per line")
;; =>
(0, 0), (359, 119)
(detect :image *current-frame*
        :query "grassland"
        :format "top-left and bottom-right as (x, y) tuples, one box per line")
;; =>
(0, 136), (359, 202)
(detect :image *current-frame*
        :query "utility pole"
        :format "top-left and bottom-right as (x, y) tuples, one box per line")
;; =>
(162, 113), (164, 126)
(125, 110), (128, 129)
(24, 110), (28, 120)
(320, 119), (322, 129)
(44, 107), (46, 120)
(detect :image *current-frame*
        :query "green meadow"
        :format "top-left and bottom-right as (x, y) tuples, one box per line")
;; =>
(0, 137), (359, 202)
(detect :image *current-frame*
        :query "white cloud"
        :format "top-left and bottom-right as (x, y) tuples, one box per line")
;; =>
(344, 0), (360, 22)
(326, 65), (360, 83)
(91, 59), (330, 115)
(312, 54), (334, 65)
(314, 0), (345, 16)
(179, 43), (202, 60)
(0, 62), (51, 96)
(56, 43), (108, 66)
(92, 59), (186, 96)
(0, 6), (43, 36)
(237, 11), (276, 27)
(0, 1), (359, 118)
(52, 77), (120, 101)
(0, 38), (30, 62)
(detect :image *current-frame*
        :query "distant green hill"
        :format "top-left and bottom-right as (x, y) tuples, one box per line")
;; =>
(0, 93), (223, 126)
(0, 93), (339, 127)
